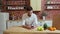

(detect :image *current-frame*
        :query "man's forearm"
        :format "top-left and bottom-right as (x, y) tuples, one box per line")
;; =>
(22, 25), (32, 29)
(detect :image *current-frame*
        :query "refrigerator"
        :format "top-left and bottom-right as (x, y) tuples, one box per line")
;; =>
(0, 12), (9, 34)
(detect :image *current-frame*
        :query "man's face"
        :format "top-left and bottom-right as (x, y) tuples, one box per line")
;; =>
(27, 11), (33, 17)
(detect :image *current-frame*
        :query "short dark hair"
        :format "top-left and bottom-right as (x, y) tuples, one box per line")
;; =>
(24, 6), (33, 11)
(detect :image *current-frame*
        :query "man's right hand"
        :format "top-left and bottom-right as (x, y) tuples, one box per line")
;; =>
(22, 25), (32, 29)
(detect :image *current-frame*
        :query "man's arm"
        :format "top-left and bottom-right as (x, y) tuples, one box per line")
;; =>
(32, 15), (38, 28)
(22, 15), (25, 26)
(22, 25), (32, 29)
(22, 20), (32, 29)
(22, 14), (32, 29)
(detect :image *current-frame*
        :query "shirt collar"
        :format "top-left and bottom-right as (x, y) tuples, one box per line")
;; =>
(27, 13), (33, 17)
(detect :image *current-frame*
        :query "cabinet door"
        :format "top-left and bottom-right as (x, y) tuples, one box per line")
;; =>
(7, 21), (15, 29)
(7, 21), (22, 29)
(11, 21), (17, 26)
(38, 20), (52, 27)
(11, 21), (22, 26)
(16, 21), (22, 26)
(30, 0), (41, 11)
(45, 20), (52, 27)
(7, 21), (13, 29)
(0, 13), (9, 30)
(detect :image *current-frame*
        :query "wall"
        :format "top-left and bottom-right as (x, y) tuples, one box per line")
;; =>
(2, 0), (60, 20)
(8, 11), (26, 20)
(2, 0), (42, 20)
(41, 0), (60, 20)
(41, 0), (60, 30)
(2, 0), (30, 20)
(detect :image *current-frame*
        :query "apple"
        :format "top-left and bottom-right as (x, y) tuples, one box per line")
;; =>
(37, 26), (44, 31)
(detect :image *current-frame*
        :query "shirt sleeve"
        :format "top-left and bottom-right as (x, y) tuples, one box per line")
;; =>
(32, 15), (38, 27)
(22, 15), (25, 26)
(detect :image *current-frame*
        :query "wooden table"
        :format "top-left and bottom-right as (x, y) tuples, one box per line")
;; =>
(3, 27), (60, 34)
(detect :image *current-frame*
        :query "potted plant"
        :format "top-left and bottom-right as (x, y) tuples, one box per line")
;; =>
(41, 12), (48, 30)
(41, 12), (47, 20)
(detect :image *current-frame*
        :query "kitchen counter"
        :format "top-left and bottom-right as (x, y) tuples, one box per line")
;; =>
(7, 19), (52, 21)
(7, 20), (22, 22)
(6, 20), (52, 29)
(3, 27), (60, 34)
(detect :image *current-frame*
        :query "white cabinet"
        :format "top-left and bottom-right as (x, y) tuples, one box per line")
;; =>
(38, 20), (52, 27)
(7, 20), (52, 29)
(6, 20), (22, 29)
(0, 12), (9, 31)
(44, 20), (52, 27)
(30, 0), (41, 11)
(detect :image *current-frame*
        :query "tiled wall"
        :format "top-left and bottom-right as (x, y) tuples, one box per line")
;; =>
(41, 0), (60, 20)
(9, 11), (42, 20)
(2, 0), (60, 20)
(2, 0), (30, 20)
(8, 11), (26, 20)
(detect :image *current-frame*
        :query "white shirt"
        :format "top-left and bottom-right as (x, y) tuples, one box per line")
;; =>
(22, 13), (38, 27)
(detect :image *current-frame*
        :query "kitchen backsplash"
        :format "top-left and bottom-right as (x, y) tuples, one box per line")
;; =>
(9, 11), (42, 20)
(8, 10), (60, 20)
(41, 0), (60, 20)
(1, 0), (60, 20)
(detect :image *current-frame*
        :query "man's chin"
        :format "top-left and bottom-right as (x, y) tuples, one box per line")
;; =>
(28, 15), (31, 17)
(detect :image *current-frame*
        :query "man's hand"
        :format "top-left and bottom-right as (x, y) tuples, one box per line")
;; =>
(22, 25), (32, 29)
(26, 25), (32, 29)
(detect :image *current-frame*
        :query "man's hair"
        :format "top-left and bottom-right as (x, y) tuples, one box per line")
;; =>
(24, 6), (33, 11)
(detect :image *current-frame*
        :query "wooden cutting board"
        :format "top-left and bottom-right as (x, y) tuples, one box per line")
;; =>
(53, 14), (60, 30)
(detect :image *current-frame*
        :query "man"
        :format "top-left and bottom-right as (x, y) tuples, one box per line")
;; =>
(22, 6), (38, 29)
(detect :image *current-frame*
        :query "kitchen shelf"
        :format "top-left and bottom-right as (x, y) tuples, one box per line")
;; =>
(45, 9), (60, 10)
(6, 0), (25, 1)
(4, 0), (30, 20)
(6, 5), (25, 6)
(7, 9), (25, 11)
(46, 9), (60, 10)
(45, 1), (60, 10)
(45, 4), (60, 5)
(6, 0), (28, 11)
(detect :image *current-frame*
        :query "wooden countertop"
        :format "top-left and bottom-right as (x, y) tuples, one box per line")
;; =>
(3, 27), (60, 34)
(7, 19), (52, 22)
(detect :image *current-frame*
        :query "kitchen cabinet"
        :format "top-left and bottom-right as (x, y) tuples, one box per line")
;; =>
(6, 20), (22, 29)
(44, 20), (52, 27)
(7, 20), (52, 29)
(38, 20), (52, 27)
(0, 12), (9, 31)
(30, 0), (41, 11)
